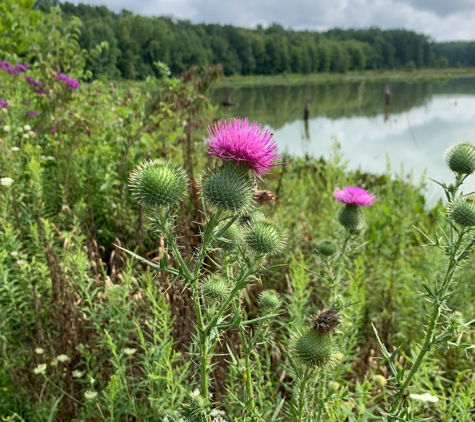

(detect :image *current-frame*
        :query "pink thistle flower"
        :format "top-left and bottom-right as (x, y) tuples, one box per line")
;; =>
(207, 118), (280, 177)
(0, 99), (8, 109)
(333, 186), (376, 206)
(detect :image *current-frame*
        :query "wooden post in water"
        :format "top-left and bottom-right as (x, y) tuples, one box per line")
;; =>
(384, 83), (391, 122)
(384, 83), (391, 106)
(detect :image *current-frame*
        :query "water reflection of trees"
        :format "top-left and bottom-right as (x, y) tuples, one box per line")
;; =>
(211, 80), (460, 129)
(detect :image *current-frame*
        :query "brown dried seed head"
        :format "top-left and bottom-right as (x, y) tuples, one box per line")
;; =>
(312, 308), (341, 333)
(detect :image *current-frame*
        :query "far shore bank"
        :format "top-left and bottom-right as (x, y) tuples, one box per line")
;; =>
(216, 68), (475, 88)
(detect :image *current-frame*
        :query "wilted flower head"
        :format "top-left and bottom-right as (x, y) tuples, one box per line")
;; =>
(56, 73), (81, 90)
(0, 99), (8, 109)
(207, 118), (280, 177)
(24, 75), (44, 87)
(333, 186), (376, 206)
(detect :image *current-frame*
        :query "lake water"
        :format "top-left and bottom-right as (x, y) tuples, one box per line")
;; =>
(212, 77), (475, 202)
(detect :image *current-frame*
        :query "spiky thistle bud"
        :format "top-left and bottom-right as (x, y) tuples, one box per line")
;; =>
(214, 223), (241, 251)
(244, 220), (285, 255)
(372, 375), (387, 389)
(201, 275), (230, 301)
(338, 204), (361, 231)
(448, 197), (475, 227)
(291, 309), (340, 369)
(258, 289), (282, 314)
(200, 162), (254, 213)
(129, 159), (188, 207)
(316, 241), (337, 256)
(238, 210), (266, 227)
(445, 142), (475, 175)
(291, 329), (336, 369)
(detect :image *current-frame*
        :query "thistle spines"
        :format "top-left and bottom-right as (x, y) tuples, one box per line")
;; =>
(129, 159), (188, 207)
(445, 142), (475, 175)
(291, 308), (341, 369)
(243, 220), (285, 255)
(200, 162), (254, 214)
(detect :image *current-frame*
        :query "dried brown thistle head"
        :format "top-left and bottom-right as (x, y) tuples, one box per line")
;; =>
(311, 308), (341, 333)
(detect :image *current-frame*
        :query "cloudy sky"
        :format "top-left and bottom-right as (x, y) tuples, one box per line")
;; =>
(71, 0), (475, 41)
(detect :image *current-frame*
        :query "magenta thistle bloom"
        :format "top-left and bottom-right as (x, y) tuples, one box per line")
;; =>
(0, 61), (29, 75)
(25, 75), (44, 87)
(207, 118), (280, 177)
(0, 99), (8, 109)
(56, 73), (80, 90)
(27, 110), (39, 118)
(333, 186), (375, 206)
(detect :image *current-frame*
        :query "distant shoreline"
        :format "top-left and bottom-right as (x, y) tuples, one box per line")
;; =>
(217, 68), (475, 88)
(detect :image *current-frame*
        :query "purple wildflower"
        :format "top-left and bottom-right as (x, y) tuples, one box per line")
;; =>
(0, 99), (8, 109)
(36, 89), (46, 95)
(207, 118), (280, 177)
(333, 186), (376, 207)
(27, 110), (39, 118)
(50, 126), (57, 133)
(0, 61), (29, 75)
(56, 73), (80, 90)
(25, 75), (44, 87)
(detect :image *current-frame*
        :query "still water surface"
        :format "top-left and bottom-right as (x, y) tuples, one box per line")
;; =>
(213, 78), (475, 201)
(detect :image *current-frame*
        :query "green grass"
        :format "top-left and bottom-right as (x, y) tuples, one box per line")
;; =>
(217, 68), (475, 87)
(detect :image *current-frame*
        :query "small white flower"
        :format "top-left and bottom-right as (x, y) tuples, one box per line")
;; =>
(23, 125), (31, 131)
(10, 251), (18, 257)
(45, 156), (56, 161)
(123, 348), (137, 356)
(33, 364), (47, 375)
(210, 409), (226, 417)
(34, 347), (44, 355)
(22, 134), (29, 139)
(56, 354), (69, 363)
(0, 177), (14, 186)
(16, 260), (26, 266)
(72, 370), (84, 378)
(3, 125), (10, 132)
(84, 390), (98, 400)
(410, 393), (439, 403)
(10, 146), (20, 152)
(191, 389), (201, 397)
(90, 377), (95, 385)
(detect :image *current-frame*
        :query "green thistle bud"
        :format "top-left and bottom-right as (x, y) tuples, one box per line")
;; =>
(445, 142), (475, 175)
(129, 159), (188, 207)
(316, 241), (337, 256)
(291, 328), (336, 369)
(214, 223), (241, 251)
(201, 275), (230, 301)
(244, 221), (285, 255)
(238, 210), (266, 227)
(372, 375), (387, 389)
(338, 204), (361, 231)
(200, 162), (254, 213)
(258, 289), (282, 314)
(448, 197), (475, 227)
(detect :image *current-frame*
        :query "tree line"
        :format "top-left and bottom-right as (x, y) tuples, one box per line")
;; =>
(34, 0), (472, 80)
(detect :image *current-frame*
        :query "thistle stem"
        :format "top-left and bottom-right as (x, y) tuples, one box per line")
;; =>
(389, 230), (466, 417)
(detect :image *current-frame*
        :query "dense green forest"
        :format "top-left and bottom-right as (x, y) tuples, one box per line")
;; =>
(33, 1), (475, 80)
